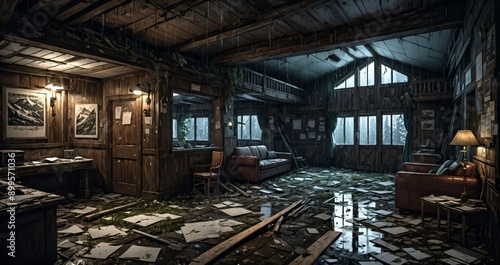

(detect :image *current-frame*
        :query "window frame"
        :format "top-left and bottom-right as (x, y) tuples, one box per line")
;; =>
(333, 116), (355, 145)
(358, 114), (377, 145)
(381, 63), (408, 84)
(184, 115), (210, 142)
(382, 113), (407, 146)
(237, 114), (262, 140)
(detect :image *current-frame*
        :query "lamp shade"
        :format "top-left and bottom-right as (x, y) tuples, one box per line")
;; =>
(450, 130), (479, 146)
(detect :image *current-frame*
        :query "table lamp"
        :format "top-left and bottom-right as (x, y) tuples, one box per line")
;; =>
(450, 130), (479, 202)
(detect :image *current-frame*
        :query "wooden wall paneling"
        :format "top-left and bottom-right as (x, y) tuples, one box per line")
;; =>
(358, 147), (377, 169)
(142, 154), (158, 199)
(380, 148), (403, 172)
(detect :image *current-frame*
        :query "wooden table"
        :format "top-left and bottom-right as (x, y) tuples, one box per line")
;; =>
(441, 201), (487, 246)
(0, 158), (94, 198)
(420, 195), (445, 230)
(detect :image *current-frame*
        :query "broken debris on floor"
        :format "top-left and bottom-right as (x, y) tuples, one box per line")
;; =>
(54, 168), (494, 265)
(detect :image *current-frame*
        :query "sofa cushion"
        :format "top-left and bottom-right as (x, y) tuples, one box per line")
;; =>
(267, 158), (289, 166)
(234, 146), (252, 156)
(260, 159), (281, 170)
(248, 146), (261, 158)
(256, 145), (269, 159)
(435, 160), (455, 175)
(267, 150), (278, 159)
(454, 161), (477, 178)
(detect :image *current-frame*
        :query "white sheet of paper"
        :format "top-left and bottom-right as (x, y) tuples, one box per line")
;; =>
(115, 106), (122, 119)
(83, 242), (122, 259)
(123, 214), (165, 227)
(220, 207), (252, 217)
(58, 225), (84, 234)
(88, 225), (127, 239)
(71, 206), (97, 214)
(119, 245), (161, 263)
(122, 111), (132, 125)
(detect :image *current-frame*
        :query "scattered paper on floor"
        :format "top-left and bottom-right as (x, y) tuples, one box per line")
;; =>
(220, 207), (252, 217)
(58, 225), (84, 235)
(119, 245), (161, 263)
(403, 247), (431, 260)
(82, 242), (122, 259)
(180, 219), (243, 242)
(88, 225), (127, 239)
(314, 213), (332, 220)
(381, 226), (410, 236)
(71, 206), (97, 215)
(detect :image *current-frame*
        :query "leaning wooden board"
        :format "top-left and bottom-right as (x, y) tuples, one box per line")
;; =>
(289, 230), (342, 265)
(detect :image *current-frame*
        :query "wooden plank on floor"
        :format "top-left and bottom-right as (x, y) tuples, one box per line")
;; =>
(189, 199), (303, 265)
(83, 200), (142, 221)
(289, 230), (342, 265)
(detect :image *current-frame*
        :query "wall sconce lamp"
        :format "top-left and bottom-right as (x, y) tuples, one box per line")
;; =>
(45, 77), (64, 117)
(450, 129), (479, 202)
(130, 82), (152, 117)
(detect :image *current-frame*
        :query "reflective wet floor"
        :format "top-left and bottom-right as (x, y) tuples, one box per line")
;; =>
(57, 167), (495, 264)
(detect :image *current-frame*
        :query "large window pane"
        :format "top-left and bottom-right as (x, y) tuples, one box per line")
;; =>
(359, 65), (368, 87)
(251, 115), (262, 140)
(382, 115), (391, 145)
(381, 64), (392, 84)
(196, 117), (209, 141)
(393, 70), (408, 83)
(359, 116), (368, 144)
(186, 118), (195, 141)
(359, 115), (376, 145)
(367, 61), (375, 86)
(382, 113), (407, 145)
(345, 75), (355, 88)
(173, 118), (178, 139)
(237, 115), (261, 140)
(368, 116), (376, 145)
(333, 117), (345, 144)
(392, 114), (407, 145)
(345, 117), (354, 144)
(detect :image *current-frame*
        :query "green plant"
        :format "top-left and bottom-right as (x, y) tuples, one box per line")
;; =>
(177, 114), (191, 147)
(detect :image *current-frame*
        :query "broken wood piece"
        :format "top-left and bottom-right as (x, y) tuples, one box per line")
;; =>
(219, 182), (233, 193)
(189, 199), (304, 265)
(57, 251), (70, 260)
(83, 200), (142, 221)
(273, 216), (284, 233)
(132, 229), (186, 250)
(289, 230), (342, 265)
(229, 183), (250, 197)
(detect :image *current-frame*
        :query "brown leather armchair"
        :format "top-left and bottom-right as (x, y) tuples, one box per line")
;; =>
(395, 160), (480, 212)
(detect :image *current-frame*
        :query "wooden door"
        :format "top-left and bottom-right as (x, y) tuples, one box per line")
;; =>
(111, 98), (141, 196)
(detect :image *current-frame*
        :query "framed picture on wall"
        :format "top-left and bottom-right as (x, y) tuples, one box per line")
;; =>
(75, 103), (98, 138)
(3, 87), (47, 139)
(421, 120), (434, 131)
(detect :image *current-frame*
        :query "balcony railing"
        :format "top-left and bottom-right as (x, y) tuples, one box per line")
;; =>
(238, 68), (305, 104)
(410, 78), (453, 101)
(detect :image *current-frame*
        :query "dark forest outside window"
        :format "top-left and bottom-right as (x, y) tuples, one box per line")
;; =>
(237, 115), (262, 140)
(333, 117), (354, 145)
(382, 114), (407, 145)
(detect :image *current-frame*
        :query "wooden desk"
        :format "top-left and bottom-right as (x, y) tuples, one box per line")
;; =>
(420, 195), (444, 230)
(0, 158), (93, 198)
(0, 181), (64, 265)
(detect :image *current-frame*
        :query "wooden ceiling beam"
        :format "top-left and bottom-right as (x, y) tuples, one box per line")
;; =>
(176, 0), (331, 52)
(130, 0), (205, 34)
(1, 0), (21, 25)
(56, 0), (100, 22)
(27, 0), (57, 13)
(67, 0), (132, 26)
(212, 3), (463, 64)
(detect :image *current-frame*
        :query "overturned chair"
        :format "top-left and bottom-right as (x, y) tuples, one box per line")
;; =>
(193, 151), (224, 196)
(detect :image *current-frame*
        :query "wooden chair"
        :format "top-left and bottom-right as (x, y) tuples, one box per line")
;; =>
(193, 151), (223, 196)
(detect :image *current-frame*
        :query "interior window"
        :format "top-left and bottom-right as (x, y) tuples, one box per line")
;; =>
(172, 91), (213, 149)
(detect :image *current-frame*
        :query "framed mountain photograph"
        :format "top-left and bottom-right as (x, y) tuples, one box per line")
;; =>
(3, 87), (47, 139)
(75, 103), (98, 138)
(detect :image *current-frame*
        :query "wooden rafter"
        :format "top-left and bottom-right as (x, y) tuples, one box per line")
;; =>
(0, 0), (21, 25)
(212, 3), (463, 64)
(56, 0), (100, 22)
(27, 0), (56, 13)
(176, 0), (331, 52)
(67, 0), (132, 25)
(129, 0), (206, 34)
